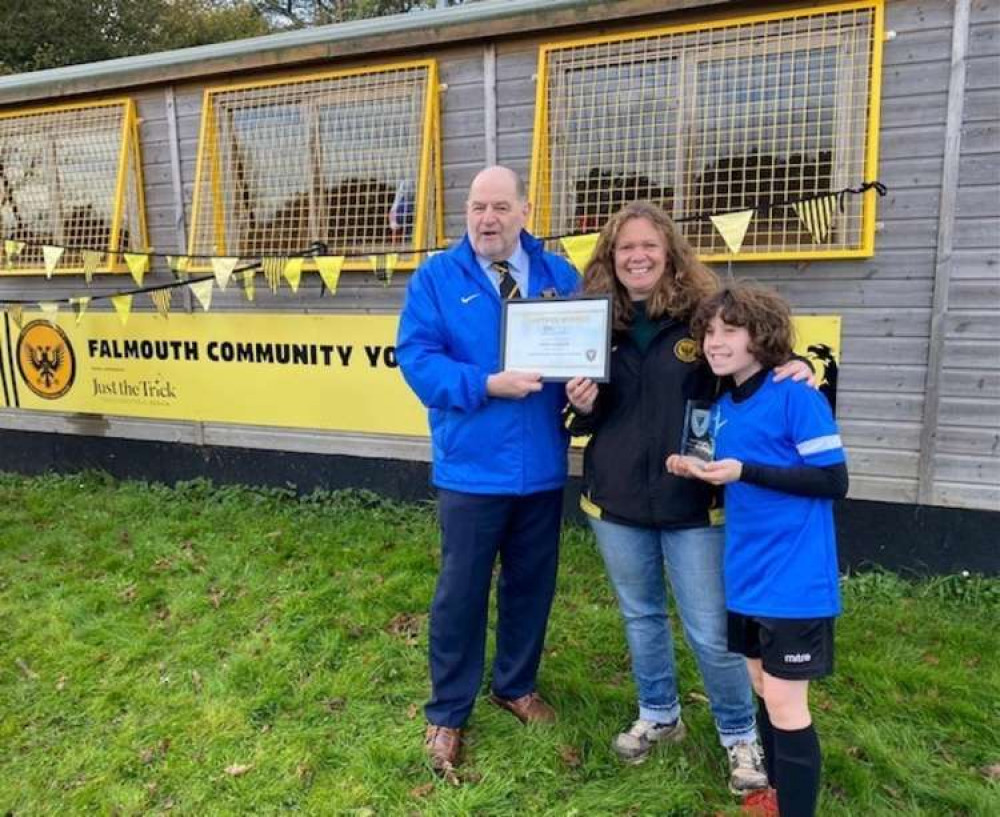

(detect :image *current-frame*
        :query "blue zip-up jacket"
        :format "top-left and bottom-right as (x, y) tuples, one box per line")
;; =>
(397, 231), (581, 495)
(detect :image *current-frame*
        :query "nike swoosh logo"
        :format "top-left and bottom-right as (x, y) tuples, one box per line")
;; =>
(460, 293), (480, 304)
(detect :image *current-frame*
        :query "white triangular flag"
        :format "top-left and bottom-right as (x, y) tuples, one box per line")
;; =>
(81, 250), (102, 282)
(709, 210), (755, 255)
(38, 301), (59, 325)
(42, 245), (64, 278)
(189, 279), (214, 312)
(211, 257), (239, 290)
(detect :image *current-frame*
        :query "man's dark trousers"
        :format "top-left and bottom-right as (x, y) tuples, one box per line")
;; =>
(425, 487), (563, 728)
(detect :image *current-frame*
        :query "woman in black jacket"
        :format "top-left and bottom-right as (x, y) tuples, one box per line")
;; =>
(565, 201), (810, 795)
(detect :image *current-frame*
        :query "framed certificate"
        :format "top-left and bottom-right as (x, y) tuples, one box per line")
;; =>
(500, 295), (612, 382)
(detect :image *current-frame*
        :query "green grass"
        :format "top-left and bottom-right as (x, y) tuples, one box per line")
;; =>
(0, 472), (997, 816)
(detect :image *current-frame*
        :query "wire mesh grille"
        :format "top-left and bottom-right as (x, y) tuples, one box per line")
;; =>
(190, 63), (438, 262)
(539, 6), (877, 255)
(0, 100), (145, 273)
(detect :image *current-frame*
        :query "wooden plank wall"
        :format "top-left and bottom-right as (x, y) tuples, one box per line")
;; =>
(0, 0), (997, 511)
(927, 0), (999, 510)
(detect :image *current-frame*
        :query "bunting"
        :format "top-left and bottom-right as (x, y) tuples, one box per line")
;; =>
(211, 257), (239, 290)
(43, 245), (65, 278)
(243, 269), (256, 302)
(111, 294), (133, 326)
(4, 239), (25, 265)
(371, 254), (399, 287)
(150, 288), (173, 319)
(0, 183), (886, 319)
(167, 255), (190, 280)
(81, 250), (103, 283)
(709, 210), (755, 255)
(283, 258), (304, 293)
(6, 304), (23, 329)
(262, 257), (285, 293)
(70, 296), (90, 324)
(793, 194), (840, 244)
(315, 256), (345, 295)
(38, 302), (59, 325)
(560, 233), (600, 274)
(124, 253), (150, 286)
(189, 279), (214, 312)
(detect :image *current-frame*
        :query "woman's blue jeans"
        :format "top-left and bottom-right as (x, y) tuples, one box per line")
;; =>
(590, 518), (756, 747)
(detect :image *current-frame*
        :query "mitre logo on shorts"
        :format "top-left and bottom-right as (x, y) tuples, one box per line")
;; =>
(674, 338), (698, 363)
(784, 653), (812, 664)
(16, 320), (77, 400)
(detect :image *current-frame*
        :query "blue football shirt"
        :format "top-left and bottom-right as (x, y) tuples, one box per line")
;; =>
(713, 372), (845, 618)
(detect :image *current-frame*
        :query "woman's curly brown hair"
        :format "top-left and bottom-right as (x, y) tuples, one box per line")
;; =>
(582, 201), (718, 330)
(690, 280), (796, 370)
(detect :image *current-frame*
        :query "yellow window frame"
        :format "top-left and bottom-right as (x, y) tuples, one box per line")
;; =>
(188, 59), (444, 272)
(529, 1), (885, 261)
(0, 98), (147, 275)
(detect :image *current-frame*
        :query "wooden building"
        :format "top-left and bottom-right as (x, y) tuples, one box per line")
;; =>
(0, 0), (996, 571)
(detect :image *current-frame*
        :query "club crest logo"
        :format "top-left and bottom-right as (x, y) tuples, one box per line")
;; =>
(690, 408), (711, 438)
(16, 320), (76, 400)
(674, 338), (698, 363)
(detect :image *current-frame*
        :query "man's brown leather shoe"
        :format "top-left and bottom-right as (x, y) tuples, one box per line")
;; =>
(489, 691), (556, 724)
(424, 724), (462, 771)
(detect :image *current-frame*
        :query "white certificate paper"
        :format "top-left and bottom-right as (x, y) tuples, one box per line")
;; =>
(500, 296), (612, 382)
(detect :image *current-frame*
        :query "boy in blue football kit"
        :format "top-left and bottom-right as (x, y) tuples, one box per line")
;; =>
(668, 281), (848, 817)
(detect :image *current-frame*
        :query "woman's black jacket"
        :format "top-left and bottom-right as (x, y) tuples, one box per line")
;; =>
(567, 316), (722, 529)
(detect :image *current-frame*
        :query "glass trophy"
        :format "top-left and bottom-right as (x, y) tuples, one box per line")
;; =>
(680, 399), (716, 462)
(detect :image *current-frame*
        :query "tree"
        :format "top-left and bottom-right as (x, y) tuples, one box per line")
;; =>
(0, 0), (271, 75)
(252, 1), (454, 28)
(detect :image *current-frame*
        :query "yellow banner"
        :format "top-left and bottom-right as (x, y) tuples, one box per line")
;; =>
(0, 312), (427, 436)
(0, 313), (840, 440)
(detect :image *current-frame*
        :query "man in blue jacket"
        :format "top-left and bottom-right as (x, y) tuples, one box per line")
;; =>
(397, 166), (581, 772)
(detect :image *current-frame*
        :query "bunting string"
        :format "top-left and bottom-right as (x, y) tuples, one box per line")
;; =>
(0, 183), (886, 312)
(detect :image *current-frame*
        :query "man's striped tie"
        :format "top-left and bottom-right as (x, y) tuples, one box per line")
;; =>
(491, 260), (521, 299)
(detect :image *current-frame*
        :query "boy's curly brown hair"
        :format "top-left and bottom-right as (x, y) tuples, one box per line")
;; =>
(690, 280), (795, 370)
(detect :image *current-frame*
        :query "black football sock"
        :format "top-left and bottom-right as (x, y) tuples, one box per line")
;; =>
(756, 696), (777, 787)
(773, 723), (821, 817)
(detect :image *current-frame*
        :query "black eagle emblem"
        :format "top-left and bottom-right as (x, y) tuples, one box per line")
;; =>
(806, 343), (839, 412)
(27, 343), (65, 389)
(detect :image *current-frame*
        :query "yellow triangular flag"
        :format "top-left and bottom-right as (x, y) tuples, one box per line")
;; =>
(315, 256), (345, 295)
(4, 240), (25, 262)
(124, 253), (150, 286)
(211, 257), (239, 290)
(6, 304), (24, 329)
(81, 250), (102, 282)
(70, 296), (90, 325)
(709, 209), (755, 255)
(42, 245), (64, 278)
(111, 294), (133, 326)
(243, 269), (256, 302)
(793, 194), (839, 244)
(560, 233), (599, 274)
(38, 302), (59, 325)
(167, 255), (190, 280)
(262, 257), (285, 293)
(371, 254), (398, 287)
(189, 279), (213, 312)
(150, 288), (172, 319)
(283, 258), (304, 293)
